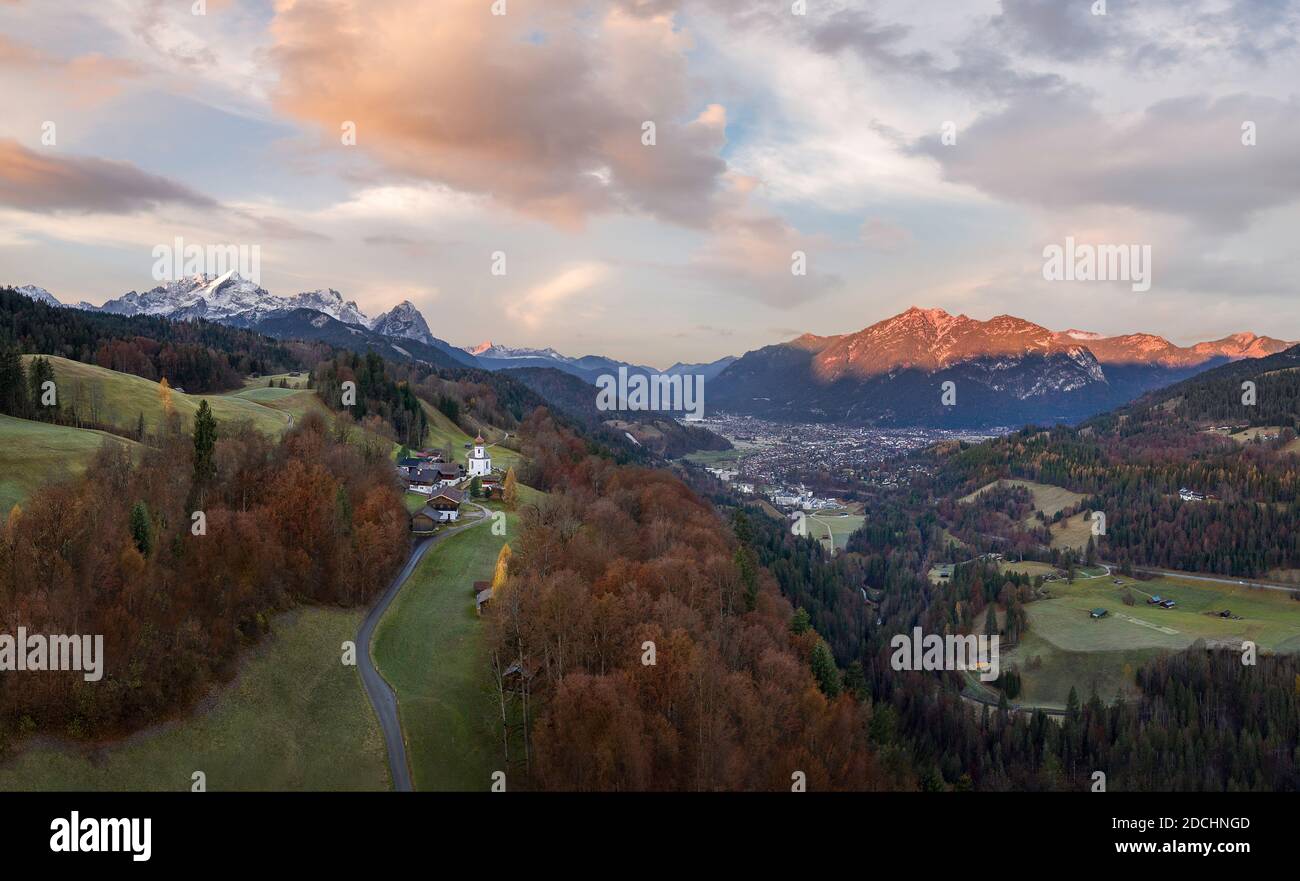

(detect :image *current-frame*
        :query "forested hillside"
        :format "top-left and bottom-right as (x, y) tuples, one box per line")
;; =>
(0, 408), (408, 747)
(0, 288), (298, 392)
(484, 411), (887, 790)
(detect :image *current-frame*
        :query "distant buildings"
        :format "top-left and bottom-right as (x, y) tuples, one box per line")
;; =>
(1178, 487), (1205, 502)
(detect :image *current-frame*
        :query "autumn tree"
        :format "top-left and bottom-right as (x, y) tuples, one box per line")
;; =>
(503, 466), (519, 511)
(492, 543), (512, 590)
(159, 376), (173, 414)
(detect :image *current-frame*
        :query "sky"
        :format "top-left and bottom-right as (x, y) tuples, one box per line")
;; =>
(0, 0), (1298, 367)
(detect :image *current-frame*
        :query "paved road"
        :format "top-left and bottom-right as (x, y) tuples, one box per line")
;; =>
(356, 501), (491, 791)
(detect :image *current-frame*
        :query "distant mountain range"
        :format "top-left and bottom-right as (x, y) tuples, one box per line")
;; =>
(9, 276), (734, 384)
(463, 340), (736, 384)
(12, 282), (1291, 429)
(709, 307), (1293, 428)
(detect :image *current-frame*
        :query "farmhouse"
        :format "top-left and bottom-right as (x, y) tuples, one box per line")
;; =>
(1090, 608), (1109, 619)
(402, 461), (463, 492)
(409, 487), (465, 533)
(426, 487), (465, 522)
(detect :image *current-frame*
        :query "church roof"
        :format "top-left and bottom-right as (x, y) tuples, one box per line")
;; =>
(474, 434), (485, 444)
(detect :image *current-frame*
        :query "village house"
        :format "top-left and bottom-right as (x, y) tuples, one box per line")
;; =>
(426, 486), (465, 522)
(409, 486), (465, 533)
(401, 461), (464, 493)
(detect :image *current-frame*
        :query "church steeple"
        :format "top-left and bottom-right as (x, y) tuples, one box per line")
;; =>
(468, 432), (491, 477)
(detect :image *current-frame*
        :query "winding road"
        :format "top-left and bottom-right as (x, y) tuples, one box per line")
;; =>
(356, 501), (491, 792)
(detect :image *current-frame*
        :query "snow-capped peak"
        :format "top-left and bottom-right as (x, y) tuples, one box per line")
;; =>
(94, 271), (282, 321)
(370, 300), (436, 347)
(12, 284), (63, 307)
(465, 341), (567, 361)
(287, 288), (369, 326)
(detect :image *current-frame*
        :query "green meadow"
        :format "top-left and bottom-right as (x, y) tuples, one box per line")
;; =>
(807, 513), (865, 552)
(26, 355), (289, 437)
(370, 510), (519, 791)
(0, 607), (388, 791)
(0, 414), (140, 513)
(1004, 574), (1300, 708)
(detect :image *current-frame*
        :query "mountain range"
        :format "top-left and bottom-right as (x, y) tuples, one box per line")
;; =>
(708, 307), (1292, 428)
(11, 281), (1291, 429)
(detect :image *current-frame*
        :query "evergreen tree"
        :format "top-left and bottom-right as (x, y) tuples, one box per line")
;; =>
(192, 399), (217, 485)
(129, 501), (152, 556)
(734, 546), (759, 611)
(335, 485), (352, 534)
(844, 660), (867, 699)
(810, 641), (841, 698)
(27, 356), (54, 419)
(0, 348), (27, 416)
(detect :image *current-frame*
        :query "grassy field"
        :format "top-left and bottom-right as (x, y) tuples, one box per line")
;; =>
(1004, 573), (1300, 707)
(371, 510), (518, 791)
(0, 414), (141, 512)
(0, 607), (388, 791)
(807, 513), (865, 552)
(419, 401), (473, 459)
(1002, 629), (1157, 709)
(27, 355), (289, 437)
(961, 479), (1086, 518)
(1050, 511), (1095, 551)
(416, 400), (525, 472)
(999, 560), (1060, 579)
(682, 448), (742, 466)
(242, 372), (309, 390)
(225, 385), (307, 404)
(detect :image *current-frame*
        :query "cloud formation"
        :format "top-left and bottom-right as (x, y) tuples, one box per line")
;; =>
(0, 139), (216, 214)
(912, 93), (1300, 232)
(269, 0), (728, 228)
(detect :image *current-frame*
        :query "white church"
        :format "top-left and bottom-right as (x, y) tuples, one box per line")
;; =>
(467, 434), (492, 477)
